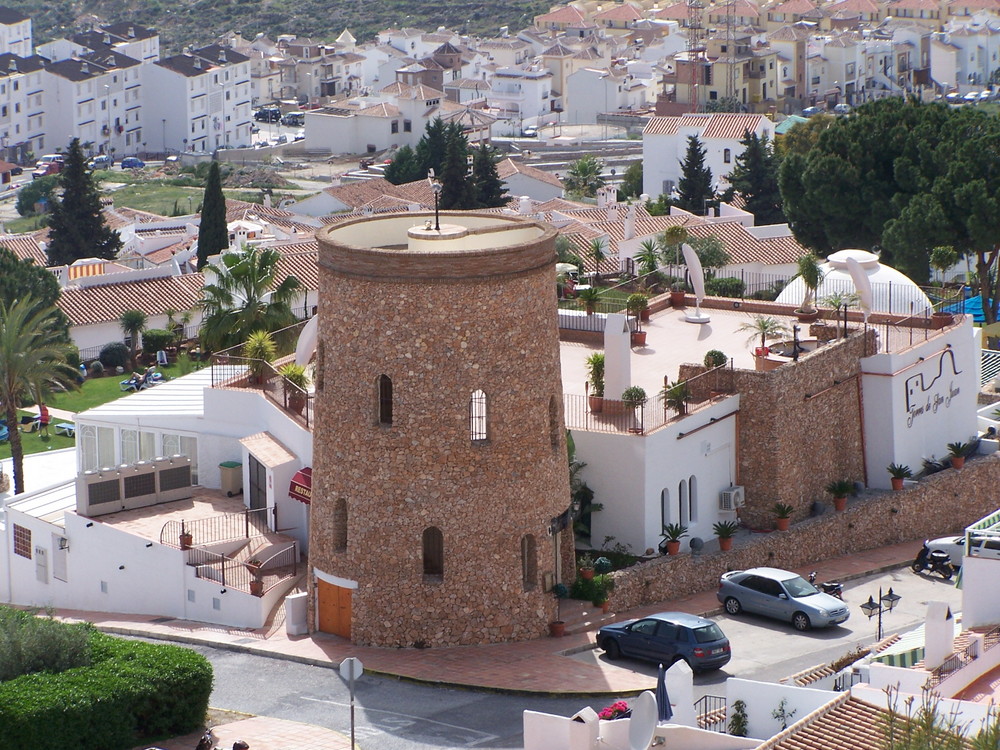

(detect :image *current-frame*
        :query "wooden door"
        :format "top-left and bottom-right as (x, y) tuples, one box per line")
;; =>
(317, 579), (352, 638)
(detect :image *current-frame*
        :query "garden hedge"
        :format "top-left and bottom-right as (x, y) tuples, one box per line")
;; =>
(0, 626), (213, 750)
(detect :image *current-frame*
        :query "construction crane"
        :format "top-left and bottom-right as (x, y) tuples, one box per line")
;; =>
(687, 0), (706, 113)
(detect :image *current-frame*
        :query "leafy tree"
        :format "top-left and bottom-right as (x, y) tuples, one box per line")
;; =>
(704, 96), (741, 113)
(563, 154), (606, 198)
(196, 161), (228, 270)
(45, 138), (122, 266)
(724, 131), (785, 225)
(438, 122), (475, 210)
(199, 245), (303, 352)
(555, 234), (583, 270)
(688, 235), (730, 276)
(15, 175), (58, 217)
(415, 117), (449, 178)
(0, 296), (77, 494)
(778, 99), (1000, 321)
(776, 114), (836, 157)
(0, 248), (70, 341)
(657, 225), (689, 267)
(471, 142), (508, 208)
(677, 135), (714, 215)
(119, 309), (148, 370)
(383, 144), (424, 185)
(618, 161), (643, 200)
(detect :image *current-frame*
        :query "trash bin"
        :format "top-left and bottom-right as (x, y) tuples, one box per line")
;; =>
(219, 461), (242, 497)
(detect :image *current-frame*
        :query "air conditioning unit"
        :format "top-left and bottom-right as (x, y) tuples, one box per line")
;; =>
(719, 486), (745, 511)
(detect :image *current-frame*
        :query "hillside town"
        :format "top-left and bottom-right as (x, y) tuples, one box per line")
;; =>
(1, 1), (1000, 750)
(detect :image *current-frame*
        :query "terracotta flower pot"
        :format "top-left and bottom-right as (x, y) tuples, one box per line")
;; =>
(670, 290), (686, 308)
(588, 395), (604, 414)
(601, 601), (611, 614)
(795, 309), (820, 323)
(631, 331), (647, 347)
(665, 540), (681, 556)
(179, 533), (193, 550)
(580, 568), (595, 580)
(640, 309), (651, 322)
(951, 456), (965, 470)
(718, 536), (734, 551)
(833, 496), (847, 512)
(775, 517), (791, 531)
(250, 579), (264, 597)
(891, 477), (905, 491)
(549, 621), (566, 638)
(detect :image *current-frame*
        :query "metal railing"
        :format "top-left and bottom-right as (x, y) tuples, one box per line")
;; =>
(924, 626), (1000, 688)
(192, 542), (299, 595)
(694, 695), (727, 733)
(984, 624), (1000, 651)
(209, 355), (314, 429)
(159, 507), (271, 548)
(983, 350), (1000, 386)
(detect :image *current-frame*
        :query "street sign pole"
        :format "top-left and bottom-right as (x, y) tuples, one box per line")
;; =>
(339, 657), (364, 748)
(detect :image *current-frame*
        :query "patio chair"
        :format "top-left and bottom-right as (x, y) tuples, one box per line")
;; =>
(156, 350), (169, 366)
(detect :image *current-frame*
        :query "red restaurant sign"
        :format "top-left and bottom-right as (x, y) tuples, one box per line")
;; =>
(289, 467), (312, 504)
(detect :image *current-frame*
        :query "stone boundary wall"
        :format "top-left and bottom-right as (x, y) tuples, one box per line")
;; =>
(609, 454), (1000, 611)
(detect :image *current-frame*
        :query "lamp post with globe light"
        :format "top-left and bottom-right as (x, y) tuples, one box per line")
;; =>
(860, 587), (901, 641)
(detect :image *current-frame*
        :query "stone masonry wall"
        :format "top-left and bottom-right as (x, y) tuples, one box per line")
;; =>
(609, 454), (1000, 611)
(311, 216), (571, 648)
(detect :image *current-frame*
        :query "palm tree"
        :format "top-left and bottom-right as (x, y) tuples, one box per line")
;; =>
(199, 245), (303, 352)
(588, 238), (607, 281)
(635, 239), (660, 277)
(737, 315), (789, 350)
(0, 297), (78, 494)
(120, 309), (148, 371)
(657, 225), (689, 268)
(563, 154), (606, 198)
(795, 254), (824, 314)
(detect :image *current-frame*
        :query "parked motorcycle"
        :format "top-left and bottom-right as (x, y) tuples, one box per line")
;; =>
(912, 540), (955, 580)
(808, 571), (843, 599)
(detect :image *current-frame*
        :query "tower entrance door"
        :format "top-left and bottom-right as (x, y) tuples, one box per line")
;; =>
(317, 578), (352, 638)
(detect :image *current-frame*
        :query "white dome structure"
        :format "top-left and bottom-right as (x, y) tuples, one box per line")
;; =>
(775, 249), (933, 316)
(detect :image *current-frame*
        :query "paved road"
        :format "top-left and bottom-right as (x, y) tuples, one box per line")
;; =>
(572, 567), (964, 700)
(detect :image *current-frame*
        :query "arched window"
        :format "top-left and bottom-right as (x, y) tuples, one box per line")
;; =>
(688, 475), (698, 524)
(521, 535), (537, 590)
(378, 374), (392, 425)
(422, 527), (444, 579)
(660, 487), (671, 528)
(678, 480), (689, 526)
(333, 497), (348, 551)
(548, 396), (560, 450)
(470, 389), (488, 441)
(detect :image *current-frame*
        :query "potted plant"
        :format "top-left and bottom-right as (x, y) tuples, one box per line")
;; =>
(578, 553), (596, 580)
(245, 557), (263, 577)
(178, 521), (193, 550)
(825, 479), (853, 512)
(772, 502), (794, 531)
(662, 380), (690, 416)
(627, 292), (650, 322)
(669, 281), (687, 308)
(585, 352), (605, 413)
(592, 576), (613, 613)
(737, 316), (788, 369)
(947, 441), (971, 469)
(794, 254), (824, 323)
(621, 386), (647, 411)
(713, 520), (740, 551)
(577, 287), (602, 315)
(660, 522), (688, 555)
(250, 579), (264, 597)
(242, 330), (277, 385)
(278, 362), (310, 414)
(549, 583), (569, 637)
(887, 462), (912, 490)
(594, 556), (613, 575)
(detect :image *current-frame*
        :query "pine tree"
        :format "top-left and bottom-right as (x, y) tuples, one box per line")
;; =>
(415, 118), (449, 178)
(45, 138), (122, 266)
(677, 135), (715, 216)
(196, 161), (228, 270)
(725, 131), (785, 225)
(438, 122), (475, 210)
(384, 144), (424, 185)
(471, 143), (508, 208)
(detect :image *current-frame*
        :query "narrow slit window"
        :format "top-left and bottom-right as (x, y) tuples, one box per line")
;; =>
(470, 389), (487, 441)
(548, 396), (560, 450)
(422, 527), (444, 579)
(333, 497), (348, 551)
(378, 374), (393, 425)
(521, 535), (537, 590)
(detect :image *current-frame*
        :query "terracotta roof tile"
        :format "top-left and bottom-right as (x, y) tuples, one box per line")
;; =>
(686, 219), (805, 265)
(58, 274), (204, 327)
(760, 695), (887, 750)
(0, 232), (48, 265)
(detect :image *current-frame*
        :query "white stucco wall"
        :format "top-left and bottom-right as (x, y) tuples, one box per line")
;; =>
(960, 556), (1000, 628)
(725, 678), (836, 741)
(860, 320), (980, 489)
(573, 395), (740, 555)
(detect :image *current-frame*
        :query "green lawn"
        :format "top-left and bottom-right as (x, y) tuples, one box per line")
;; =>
(0, 425), (76, 460)
(102, 183), (264, 215)
(47, 374), (134, 414)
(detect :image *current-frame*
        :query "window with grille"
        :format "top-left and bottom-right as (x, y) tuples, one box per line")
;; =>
(521, 535), (537, 590)
(378, 374), (393, 425)
(470, 390), (487, 441)
(13, 524), (31, 559)
(422, 527), (444, 579)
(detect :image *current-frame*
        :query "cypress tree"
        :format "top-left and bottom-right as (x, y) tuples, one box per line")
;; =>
(677, 135), (715, 215)
(471, 143), (508, 208)
(414, 118), (448, 178)
(45, 138), (122, 266)
(384, 144), (423, 185)
(438, 122), (475, 210)
(196, 161), (228, 270)
(725, 131), (785, 225)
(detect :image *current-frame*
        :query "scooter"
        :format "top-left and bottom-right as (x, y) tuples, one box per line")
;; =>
(808, 571), (843, 599)
(912, 541), (954, 580)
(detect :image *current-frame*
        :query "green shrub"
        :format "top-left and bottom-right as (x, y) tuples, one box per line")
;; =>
(65, 347), (81, 369)
(704, 349), (727, 368)
(99, 341), (129, 369)
(0, 608), (92, 682)
(0, 621), (212, 750)
(570, 573), (614, 601)
(705, 276), (745, 298)
(89, 360), (105, 377)
(141, 329), (174, 354)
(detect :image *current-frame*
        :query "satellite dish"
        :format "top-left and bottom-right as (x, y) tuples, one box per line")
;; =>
(295, 314), (319, 366)
(628, 691), (658, 750)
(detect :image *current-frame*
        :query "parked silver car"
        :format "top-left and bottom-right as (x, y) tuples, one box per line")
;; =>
(717, 567), (850, 631)
(926, 534), (1000, 567)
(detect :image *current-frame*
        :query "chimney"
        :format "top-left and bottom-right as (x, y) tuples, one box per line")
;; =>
(624, 202), (636, 240)
(518, 195), (532, 215)
(128, 26), (136, 38)
(80, 61), (89, 75)
(7, 59), (16, 72)
(219, 49), (227, 63)
(194, 57), (202, 69)
(606, 203), (619, 222)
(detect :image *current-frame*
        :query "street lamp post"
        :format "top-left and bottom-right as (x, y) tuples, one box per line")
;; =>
(427, 169), (442, 231)
(860, 587), (901, 641)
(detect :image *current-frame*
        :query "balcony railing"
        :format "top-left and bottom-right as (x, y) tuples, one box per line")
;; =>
(695, 695), (727, 733)
(192, 541), (299, 595)
(209, 354), (314, 429)
(925, 624), (1000, 688)
(160, 507), (271, 548)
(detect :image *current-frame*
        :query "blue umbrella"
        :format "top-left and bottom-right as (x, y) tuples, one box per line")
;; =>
(656, 663), (673, 723)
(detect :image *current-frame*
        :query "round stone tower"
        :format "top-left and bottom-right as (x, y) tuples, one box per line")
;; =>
(311, 212), (571, 647)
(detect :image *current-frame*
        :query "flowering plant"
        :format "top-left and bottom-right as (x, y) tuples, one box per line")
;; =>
(598, 700), (631, 720)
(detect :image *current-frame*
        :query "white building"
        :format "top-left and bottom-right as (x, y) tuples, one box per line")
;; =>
(37, 23), (160, 66)
(564, 65), (649, 124)
(0, 52), (45, 162)
(0, 7), (31, 57)
(488, 65), (555, 122)
(144, 45), (252, 153)
(642, 112), (776, 199)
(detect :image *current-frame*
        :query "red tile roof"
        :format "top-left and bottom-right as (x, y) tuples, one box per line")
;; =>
(58, 274), (205, 327)
(0, 232), (48, 265)
(760, 694), (888, 750)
